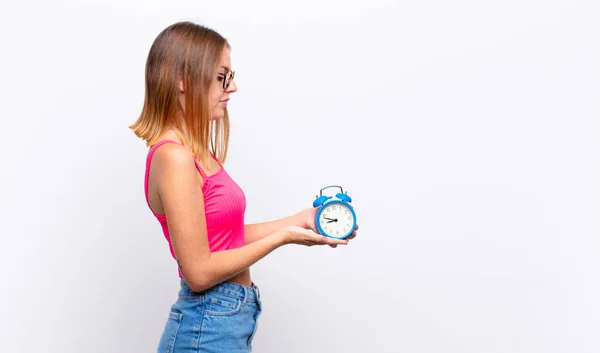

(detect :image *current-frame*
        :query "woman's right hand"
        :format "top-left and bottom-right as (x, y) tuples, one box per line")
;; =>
(282, 226), (349, 248)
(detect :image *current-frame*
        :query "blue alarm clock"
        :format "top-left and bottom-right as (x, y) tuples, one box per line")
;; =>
(312, 185), (357, 239)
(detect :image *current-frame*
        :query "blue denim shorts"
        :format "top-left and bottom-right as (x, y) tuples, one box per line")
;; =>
(157, 278), (263, 353)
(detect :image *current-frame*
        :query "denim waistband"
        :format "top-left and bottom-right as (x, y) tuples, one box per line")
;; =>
(178, 278), (261, 304)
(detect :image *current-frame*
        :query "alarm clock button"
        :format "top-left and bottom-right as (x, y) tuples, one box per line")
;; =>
(336, 193), (352, 203)
(313, 195), (331, 208)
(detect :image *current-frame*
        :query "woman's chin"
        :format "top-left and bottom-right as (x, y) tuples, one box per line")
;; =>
(211, 108), (226, 121)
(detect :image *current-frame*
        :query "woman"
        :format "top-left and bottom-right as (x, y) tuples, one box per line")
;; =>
(129, 21), (358, 353)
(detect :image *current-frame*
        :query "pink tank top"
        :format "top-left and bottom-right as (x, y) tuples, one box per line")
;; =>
(143, 140), (247, 277)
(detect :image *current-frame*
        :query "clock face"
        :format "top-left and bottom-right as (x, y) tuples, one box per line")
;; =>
(318, 202), (355, 238)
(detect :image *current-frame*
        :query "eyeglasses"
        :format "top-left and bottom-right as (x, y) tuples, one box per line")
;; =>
(220, 70), (235, 90)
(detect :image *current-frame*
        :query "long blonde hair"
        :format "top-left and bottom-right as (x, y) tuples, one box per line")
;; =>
(129, 21), (230, 167)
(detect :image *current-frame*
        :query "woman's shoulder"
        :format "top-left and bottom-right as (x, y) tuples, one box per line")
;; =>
(151, 141), (194, 169)
(149, 141), (206, 194)
(146, 140), (195, 178)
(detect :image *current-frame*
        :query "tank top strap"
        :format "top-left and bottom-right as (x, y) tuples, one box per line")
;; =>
(193, 160), (210, 179)
(194, 152), (223, 179)
(211, 153), (223, 167)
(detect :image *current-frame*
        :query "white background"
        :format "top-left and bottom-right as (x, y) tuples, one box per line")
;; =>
(1, 0), (598, 352)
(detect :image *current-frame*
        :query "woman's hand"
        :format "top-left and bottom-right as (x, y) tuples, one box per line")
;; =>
(282, 226), (349, 247)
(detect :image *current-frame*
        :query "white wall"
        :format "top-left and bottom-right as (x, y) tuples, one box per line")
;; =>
(1, 0), (598, 352)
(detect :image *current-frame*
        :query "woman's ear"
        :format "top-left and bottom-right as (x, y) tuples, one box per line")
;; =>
(178, 79), (184, 93)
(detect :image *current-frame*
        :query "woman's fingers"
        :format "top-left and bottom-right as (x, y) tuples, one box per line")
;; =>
(326, 237), (349, 246)
(345, 224), (359, 240)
